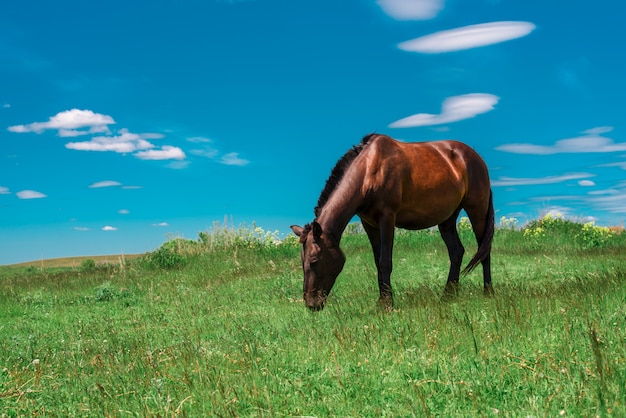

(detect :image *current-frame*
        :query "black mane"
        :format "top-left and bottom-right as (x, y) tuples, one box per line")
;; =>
(314, 133), (377, 218)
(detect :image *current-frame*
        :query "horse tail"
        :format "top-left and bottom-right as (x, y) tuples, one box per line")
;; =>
(462, 190), (494, 275)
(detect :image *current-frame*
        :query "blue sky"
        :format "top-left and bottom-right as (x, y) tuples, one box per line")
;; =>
(2, 0), (626, 264)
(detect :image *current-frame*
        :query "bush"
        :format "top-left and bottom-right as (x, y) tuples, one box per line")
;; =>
(198, 222), (282, 250)
(80, 258), (96, 271)
(142, 223), (292, 269)
(521, 213), (614, 250)
(576, 222), (613, 249)
(144, 239), (193, 269)
(94, 282), (116, 302)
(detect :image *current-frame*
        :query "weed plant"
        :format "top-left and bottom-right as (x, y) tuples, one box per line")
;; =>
(0, 217), (624, 416)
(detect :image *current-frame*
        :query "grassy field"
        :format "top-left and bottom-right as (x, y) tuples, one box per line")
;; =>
(0, 218), (624, 416)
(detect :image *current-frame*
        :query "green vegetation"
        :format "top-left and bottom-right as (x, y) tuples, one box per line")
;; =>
(1, 218), (624, 416)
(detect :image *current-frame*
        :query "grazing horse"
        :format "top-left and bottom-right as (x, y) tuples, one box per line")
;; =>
(291, 133), (494, 311)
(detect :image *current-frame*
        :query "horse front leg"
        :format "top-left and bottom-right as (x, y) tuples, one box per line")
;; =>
(363, 221), (389, 307)
(377, 214), (396, 308)
(363, 216), (395, 308)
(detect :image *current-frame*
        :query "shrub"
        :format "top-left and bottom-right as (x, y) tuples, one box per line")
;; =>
(80, 258), (96, 271)
(458, 216), (472, 232)
(498, 216), (519, 230)
(94, 282), (116, 302)
(198, 222), (282, 251)
(521, 213), (615, 250)
(576, 222), (613, 249)
(144, 239), (193, 269)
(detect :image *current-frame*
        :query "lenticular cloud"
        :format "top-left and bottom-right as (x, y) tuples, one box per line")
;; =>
(389, 93), (499, 128)
(377, 0), (445, 21)
(398, 21), (536, 53)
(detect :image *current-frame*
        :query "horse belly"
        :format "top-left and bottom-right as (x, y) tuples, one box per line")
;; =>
(395, 185), (463, 230)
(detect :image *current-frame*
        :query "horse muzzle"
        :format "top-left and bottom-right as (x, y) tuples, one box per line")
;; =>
(304, 291), (326, 311)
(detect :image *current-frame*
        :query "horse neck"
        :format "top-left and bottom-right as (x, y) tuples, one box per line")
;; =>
(316, 175), (363, 241)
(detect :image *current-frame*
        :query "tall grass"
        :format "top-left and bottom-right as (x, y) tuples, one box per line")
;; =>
(0, 218), (624, 416)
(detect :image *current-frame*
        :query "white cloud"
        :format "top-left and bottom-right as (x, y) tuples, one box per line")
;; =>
(9, 109), (186, 165)
(190, 148), (219, 158)
(134, 145), (186, 160)
(389, 93), (499, 128)
(118, 209), (130, 214)
(397, 21), (536, 53)
(66, 129), (155, 153)
(220, 152), (249, 166)
(16, 190), (47, 199)
(102, 226), (117, 231)
(8, 109), (115, 134)
(496, 129), (626, 155)
(583, 126), (613, 135)
(491, 173), (595, 187)
(74, 227), (90, 231)
(167, 160), (192, 169)
(591, 193), (626, 214)
(58, 125), (112, 137)
(377, 0), (444, 20)
(0, 186), (10, 194)
(152, 222), (169, 227)
(89, 180), (122, 188)
(187, 136), (212, 143)
(578, 180), (596, 187)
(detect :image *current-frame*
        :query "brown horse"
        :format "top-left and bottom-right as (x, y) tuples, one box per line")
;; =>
(291, 133), (494, 311)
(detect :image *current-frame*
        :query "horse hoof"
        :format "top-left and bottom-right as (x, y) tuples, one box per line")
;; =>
(378, 296), (394, 310)
(484, 285), (495, 297)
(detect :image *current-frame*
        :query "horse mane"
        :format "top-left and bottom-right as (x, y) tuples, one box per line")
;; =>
(314, 133), (377, 218)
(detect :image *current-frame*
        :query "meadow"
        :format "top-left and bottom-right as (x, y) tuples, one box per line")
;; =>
(0, 216), (624, 417)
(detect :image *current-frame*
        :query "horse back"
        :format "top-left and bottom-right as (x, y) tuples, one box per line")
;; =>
(358, 135), (490, 229)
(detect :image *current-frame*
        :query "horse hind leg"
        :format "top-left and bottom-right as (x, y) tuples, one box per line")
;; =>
(464, 197), (495, 296)
(438, 210), (464, 296)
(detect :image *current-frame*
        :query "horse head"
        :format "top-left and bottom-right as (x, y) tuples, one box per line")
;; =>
(290, 221), (346, 311)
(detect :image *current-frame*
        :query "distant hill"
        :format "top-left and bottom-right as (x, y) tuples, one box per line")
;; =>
(8, 254), (144, 268)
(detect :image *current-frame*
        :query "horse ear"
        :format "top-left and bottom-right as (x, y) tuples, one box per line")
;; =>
(312, 221), (323, 239)
(290, 225), (304, 237)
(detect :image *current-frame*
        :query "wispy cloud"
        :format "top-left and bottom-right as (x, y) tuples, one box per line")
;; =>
(389, 93), (499, 128)
(187, 136), (248, 166)
(8, 109), (115, 135)
(66, 128), (157, 153)
(152, 222), (169, 227)
(589, 190), (626, 214)
(377, 0), (444, 20)
(89, 180), (122, 188)
(135, 145), (186, 160)
(16, 190), (47, 199)
(0, 186), (10, 194)
(220, 152), (249, 166)
(102, 226), (117, 231)
(398, 21), (535, 53)
(496, 127), (626, 155)
(190, 148), (219, 158)
(118, 209), (130, 215)
(579, 180), (596, 187)
(491, 173), (595, 187)
(73, 227), (90, 231)
(167, 161), (191, 169)
(187, 136), (212, 143)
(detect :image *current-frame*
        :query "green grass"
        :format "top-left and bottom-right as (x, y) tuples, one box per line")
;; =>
(0, 220), (625, 416)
